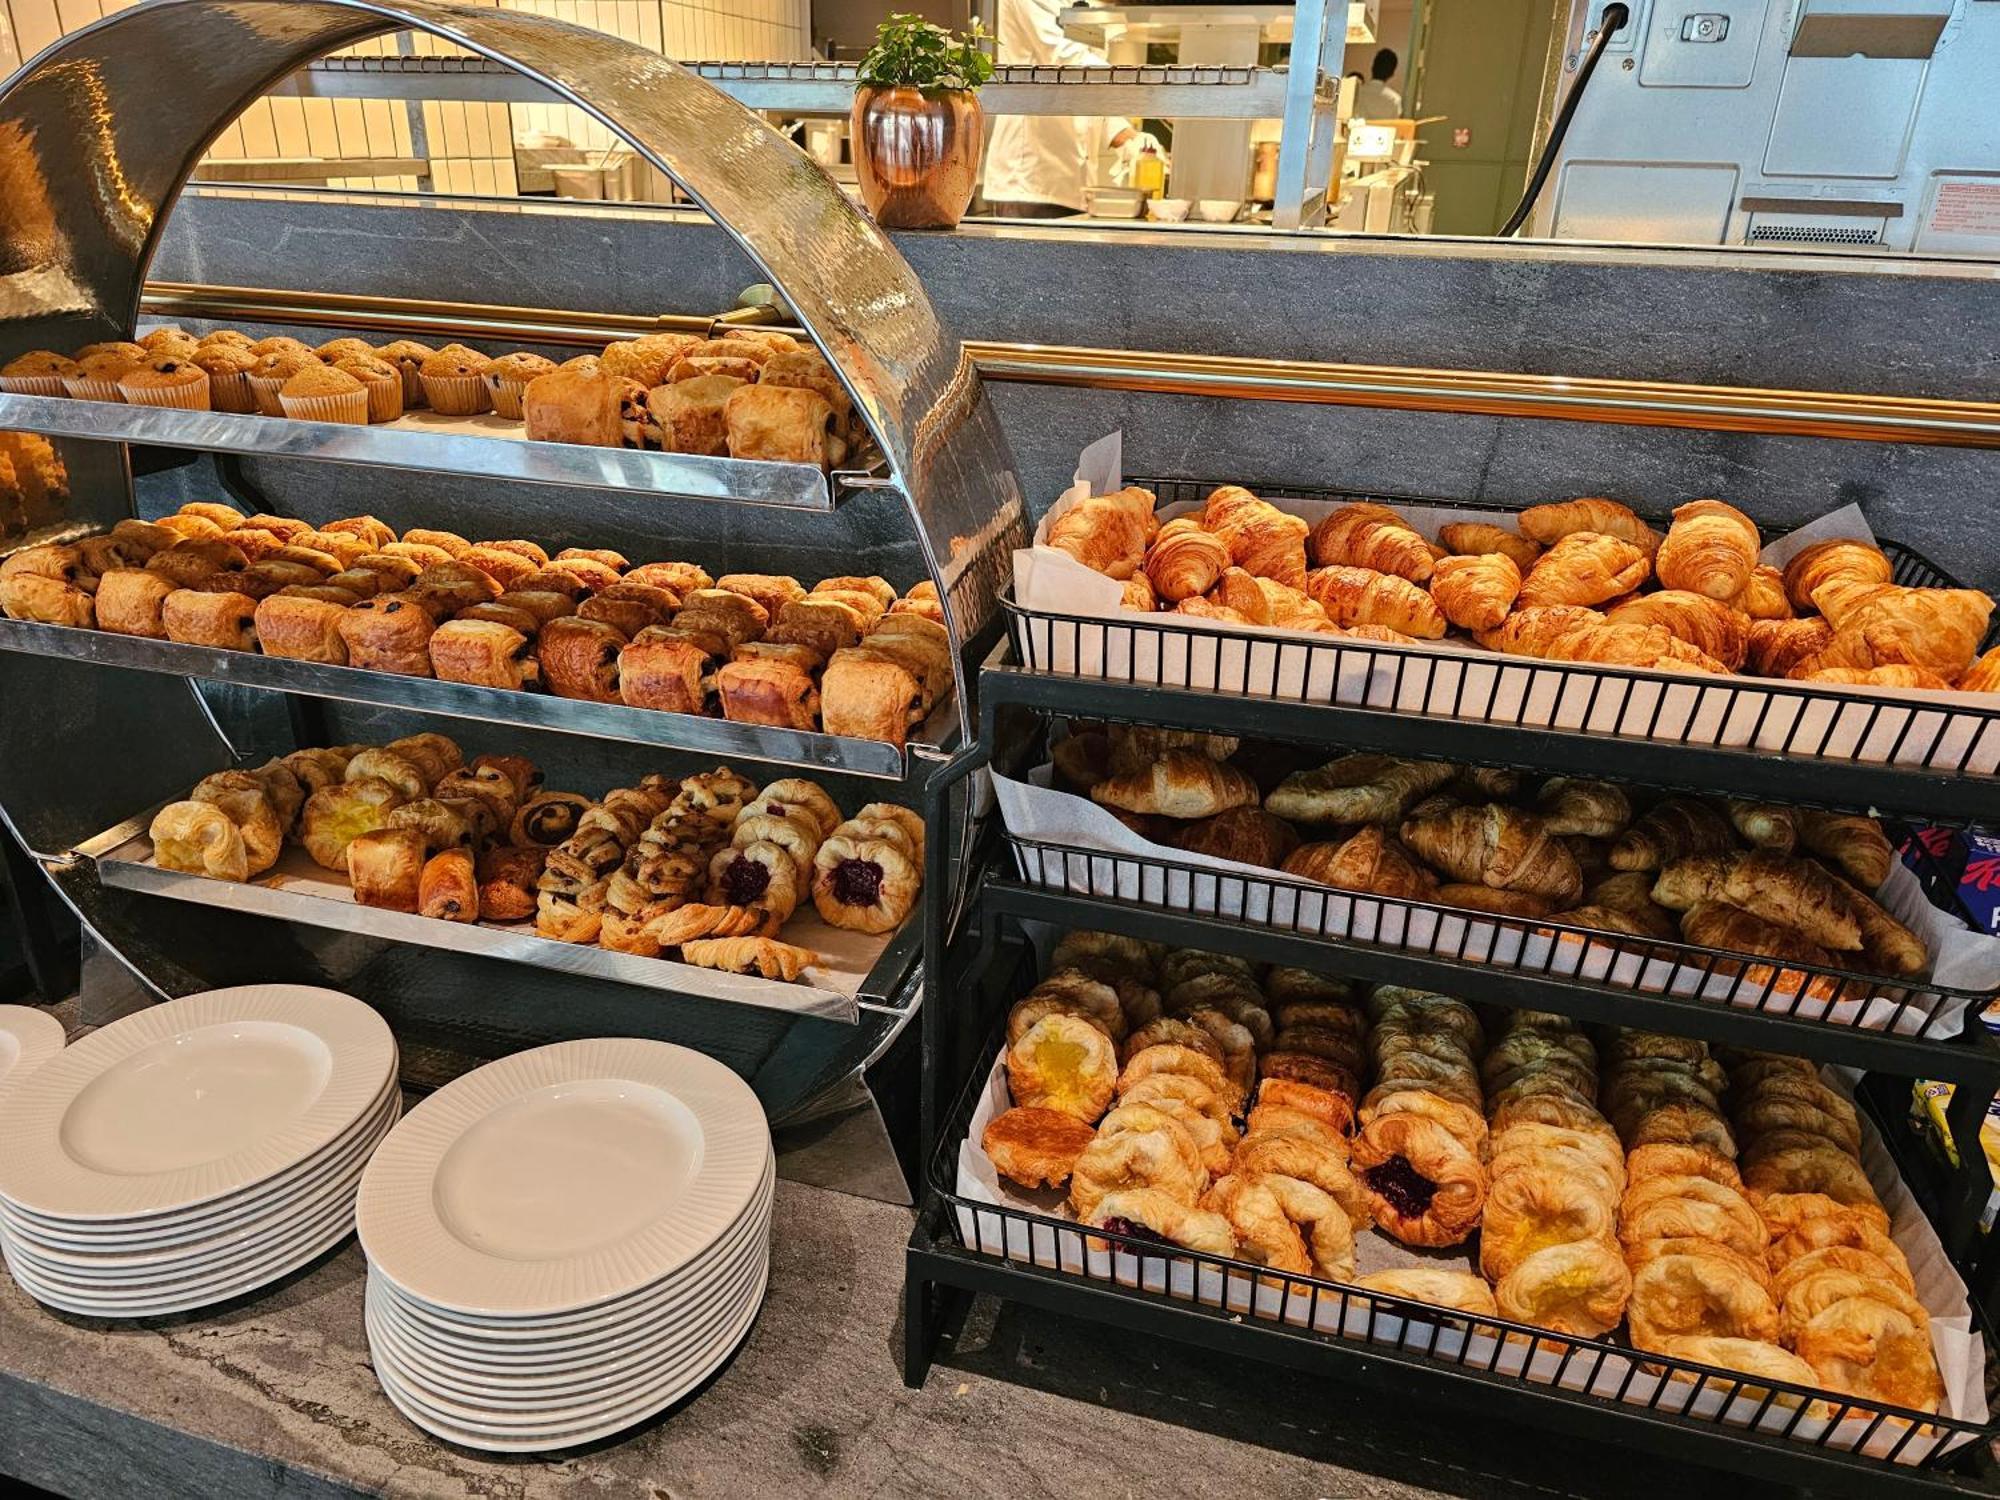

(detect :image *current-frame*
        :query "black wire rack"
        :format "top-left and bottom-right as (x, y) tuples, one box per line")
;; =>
(1002, 477), (2000, 825)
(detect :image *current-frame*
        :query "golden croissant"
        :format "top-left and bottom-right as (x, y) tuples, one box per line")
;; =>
(1608, 797), (1736, 871)
(1805, 579), (1993, 677)
(1303, 565), (1447, 638)
(1517, 532), (1651, 610)
(1205, 568), (1333, 632)
(1729, 564), (1792, 621)
(1429, 553), (1521, 631)
(1797, 663), (1954, 690)
(1961, 647), (2000, 693)
(1746, 617), (1834, 678)
(1308, 502), (1437, 583)
(1046, 486), (1158, 581)
(1437, 522), (1541, 571)
(1202, 485), (1309, 589)
(1650, 851), (1864, 951)
(1399, 804), (1584, 903)
(1143, 517), (1230, 602)
(1517, 498), (1661, 556)
(1282, 825), (1438, 900)
(1605, 590), (1748, 670)
(1090, 749), (1260, 819)
(1782, 538), (1891, 614)
(1475, 607), (1726, 673)
(1265, 753), (1456, 825)
(1655, 499), (1760, 602)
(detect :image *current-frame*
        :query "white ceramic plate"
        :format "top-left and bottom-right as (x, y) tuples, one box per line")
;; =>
(3, 1183), (360, 1316)
(0, 986), (395, 1221)
(2, 1103), (398, 1278)
(0, 1089), (400, 1260)
(370, 1196), (771, 1368)
(0, 1005), (65, 1092)
(368, 1265), (766, 1451)
(369, 1245), (766, 1406)
(370, 1157), (772, 1339)
(358, 1039), (767, 1317)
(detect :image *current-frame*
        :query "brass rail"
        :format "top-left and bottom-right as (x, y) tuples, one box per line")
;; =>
(141, 281), (2000, 449)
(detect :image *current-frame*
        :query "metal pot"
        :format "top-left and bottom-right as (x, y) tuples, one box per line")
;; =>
(851, 85), (983, 231)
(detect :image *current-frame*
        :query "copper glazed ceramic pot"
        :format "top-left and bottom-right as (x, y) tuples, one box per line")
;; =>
(851, 85), (983, 230)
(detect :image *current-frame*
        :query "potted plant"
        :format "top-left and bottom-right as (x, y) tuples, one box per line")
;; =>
(851, 13), (994, 230)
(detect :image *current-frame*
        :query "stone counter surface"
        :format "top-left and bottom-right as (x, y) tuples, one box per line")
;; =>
(1, 1176), (1810, 1500)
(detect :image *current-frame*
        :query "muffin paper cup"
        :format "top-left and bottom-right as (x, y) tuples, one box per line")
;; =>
(1, 374), (70, 397)
(208, 372), (258, 414)
(60, 377), (126, 403)
(120, 379), (212, 410)
(485, 375), (534, 421)
(246, 374), (288, 416)
(420, 372), (489, 416)
(394, 365), (425, 407)
(278, 389), (369, 425)
(354, 374), (405, 424)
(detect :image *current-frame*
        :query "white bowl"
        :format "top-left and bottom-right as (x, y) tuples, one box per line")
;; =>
(1147, 198), (1191, 222)
(1194, 199), (1241, 223)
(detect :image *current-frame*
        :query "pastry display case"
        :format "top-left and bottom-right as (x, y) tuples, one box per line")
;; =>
(903, 471), (2000, 1496)
(0, 0), (1020, 1189)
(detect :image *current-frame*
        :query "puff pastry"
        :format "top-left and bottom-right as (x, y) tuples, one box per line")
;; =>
(1009, 1013), (1118, 1124)
(679, 936), (818, 981)
(149, 800), (249, 882)
(347, 828), (426, 912)
(92, 568), (176, 638)
(430, 618), (539, 690)
(336, 593), (434, 675)
(1355, 1268), (1498, 1318)
(1496, 1239), (1632, 1338)
(300, 779), (406, 870)
(252, 593), (348, 663)
(537, 616), (625, 702)
(162, 588), (258, 650)
(1309, 503), (1437, 582)
(417, 848), (478, 922)
(812, 830), (919, 933)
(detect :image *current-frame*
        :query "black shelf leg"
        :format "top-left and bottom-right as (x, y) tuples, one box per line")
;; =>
(1, 821), (76, 1003)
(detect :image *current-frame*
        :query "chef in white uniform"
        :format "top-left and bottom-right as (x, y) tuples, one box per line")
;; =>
(983, 0), (1137, 217)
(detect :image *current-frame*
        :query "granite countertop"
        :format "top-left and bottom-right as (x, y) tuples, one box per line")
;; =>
(0, 1173), (1826, 1500)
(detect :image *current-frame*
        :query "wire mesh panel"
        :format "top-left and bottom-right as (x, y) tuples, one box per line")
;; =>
(1002, 835), (1994, 1040)
(1006, 480), (2000, 778)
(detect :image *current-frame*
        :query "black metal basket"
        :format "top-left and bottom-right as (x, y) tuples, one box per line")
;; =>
(1004, 478), (2000, 782)
(928, 1025), (1994, 1478)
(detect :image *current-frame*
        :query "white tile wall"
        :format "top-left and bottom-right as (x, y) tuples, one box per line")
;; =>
(0, 0), (811, 197)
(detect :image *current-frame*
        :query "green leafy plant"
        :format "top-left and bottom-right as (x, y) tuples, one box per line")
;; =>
(856, 13), (995, 93)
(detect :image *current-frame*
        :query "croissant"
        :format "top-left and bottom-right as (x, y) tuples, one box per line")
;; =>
(1142, 517), (1230, 602)
(1608, 797), (1736, 871)
(1960, 647), (2000, 694)
(1805, 580), (1993, 677)
(1605, 591), (1748, 670)
(1680, 901), (1831, 981)
(1203, 485), (1309, 588)
(1846, 886), (1928, 977)
(1656, 500), (1760, 602)
(1798, 663), (1955, 690)
(1650, 851), (1864, 951)
(1265, 754), (1456, 825)
(1400, 805), (1584, 903)
(1309, 503), (1436, 583)
(1793, 810), (1893, 889)
(1438, 522), (1541, 571)
(1746, 617), (1835, 678)
(149, 800), (249, 882)
(1090, 750), (1259, 819)
(1282, 826), (1438, 900)
(1724, 800), (1798, 853)
(1534, 778), (1631, 838)
(1730, 565), (1792, 621)
(1517, 532), (1651, 610)
(1783, 538), (1892, 614)
(1304, 565), (1447, 638)
(1428, 553), (1521, 631)
(1516, 498), (1661, 556)
(1047, 486), (1158, 581)
(1475, 607), (1726, 673)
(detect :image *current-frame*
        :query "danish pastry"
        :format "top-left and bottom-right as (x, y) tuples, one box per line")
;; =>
(1086, 1188), (1236, 1258)
(1478, 1169), (1618, 1282)
(1205, 1171), (1353, 1279)
(149, 800), (249, 881)
(1067, 1123), (1206, 1221)
(1354, 1268), (1498, 1318)
(346, 828), (426, 912)
(982, 1106), (1100, 1190)
(679, 937), (818, 981)
(1794, 1297), (1943, 1414)
(300, 779), (406, 871)
(1625, 1246), (1778, 1352)
(811, 831), (920, 933)
(1496, 1239), (1632, 1338)
(1350, 1112), (1487, 1247)
(1009, 1014), (1118, 1122)
(189, 770), (285, 876)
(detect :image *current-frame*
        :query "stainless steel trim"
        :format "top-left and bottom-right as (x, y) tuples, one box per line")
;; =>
(1739, 197), (1906, 219)
(0, 617), (949, 779)
(92, 834), (865, 1022)
(0, 394), (839, 510)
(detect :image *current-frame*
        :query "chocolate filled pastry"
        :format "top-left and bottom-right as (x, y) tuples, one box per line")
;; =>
(510, 790), (593, 848)
(679, 936), (818, 982)
(410, 561), (503, 615)
(715, 572), (806, 623)
(429, 618), (539, 690)
(298, 778), (404, 872)
(161, 588), (258, 650)
(475, 844), (546, 921)
(577, 581), (680, 637)
(1350, 1112), (1488, 1247)
(812, 831), (920, 933)
(545, 556), (623, 595)
(431, 766), (518, 832)
(537, 616), (626, 701)
(92, 568), (176, 638)
(717, 658), (819, 729)
(819, 650), (921, 747)
(722, 384), (838, 466)
(467, 752), (540, 802)
(149, 800), (249, 881)
(456, 546), (539, 590)
(618, 627), (710, 714)
(346, 828), (426, 912)
(386, 798), (475, 854)
(646, 373), (745, 456)
(249, 593), (346, 663)
(238, 560), (328, 598)
(768, 598), (864, 658)
(321, 568), (386, 600)
(323, 515), (396, 550)
(146, 539), (249, 589)
(674, 588), (768, 647)
(336, 593), (434, 675)
(0, 574), (95, 627)
(349, 553), (422, 590)
(417, 848), (478, 922)
(486, 590), (575, 629)
(381, 541), (454, 572)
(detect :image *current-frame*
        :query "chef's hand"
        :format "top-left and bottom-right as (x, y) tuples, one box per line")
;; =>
(1109, 130), (1167, 185)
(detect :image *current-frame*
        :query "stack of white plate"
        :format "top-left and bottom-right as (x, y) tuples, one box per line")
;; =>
(358, 1038), (773, 1452)
(0, 985), (398, 1317)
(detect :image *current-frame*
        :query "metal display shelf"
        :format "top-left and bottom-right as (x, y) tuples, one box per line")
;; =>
(902, 933), (2000, 1497)
(0, 617), (948, 780)
(0, 394), (854, 511)
(277, 55), (1294, 118)
(78, 808), (916, 1023)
